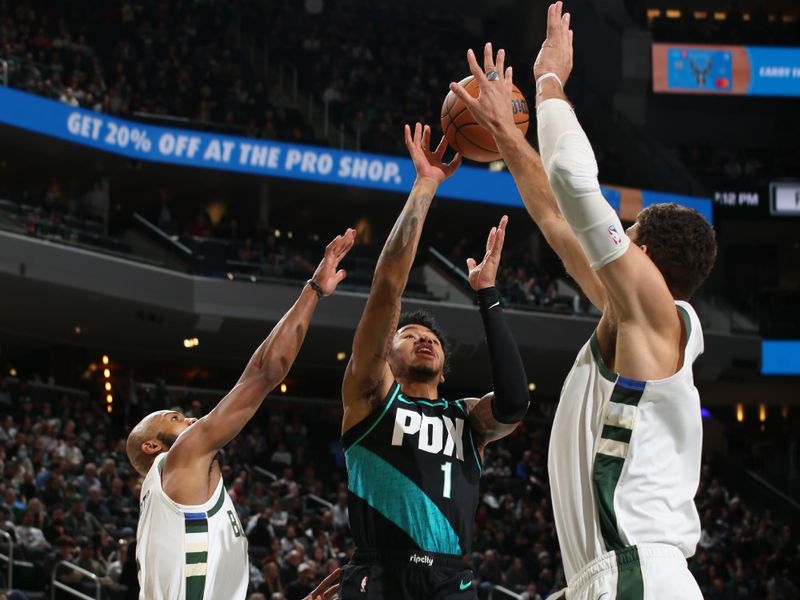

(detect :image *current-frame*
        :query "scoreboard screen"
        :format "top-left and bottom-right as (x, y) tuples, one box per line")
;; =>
(653, 44), (800, 97)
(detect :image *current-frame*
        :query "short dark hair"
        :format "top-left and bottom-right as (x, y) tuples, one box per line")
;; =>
(397, 310), (451, 374)
(635, 203), (716, 300)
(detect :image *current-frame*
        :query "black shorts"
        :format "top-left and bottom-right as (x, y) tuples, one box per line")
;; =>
(340, 549), (478, 600)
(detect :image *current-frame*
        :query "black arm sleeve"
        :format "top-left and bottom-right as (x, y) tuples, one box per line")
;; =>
(477, 287), (530, 423)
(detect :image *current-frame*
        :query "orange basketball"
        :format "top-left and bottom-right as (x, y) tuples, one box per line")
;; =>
(440, 75), (529, 163)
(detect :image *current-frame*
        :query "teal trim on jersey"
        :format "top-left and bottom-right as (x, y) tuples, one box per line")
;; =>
(346, 383), (400, 450)
(466, 425), (482, 473)
(590, 332), (618, 383)
(206, 485), (226, 518)
(459, 580), (472, 590)
(346, 444), (462, 555)
(615, 546), (644, 600)
(397, 393), (449, 408)
(453, 400), (481, 472)
(453, 400), (468, 416)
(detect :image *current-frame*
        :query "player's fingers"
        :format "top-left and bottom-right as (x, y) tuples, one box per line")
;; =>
(338, 229), (356, 256)
(414, 122), (423, 147)
(562, 12), (571, 43)
(404, 124), (413, 148)
(322, 583), (341, 600)
(467, 48), (487, 84)
(546, 2), (559, 40)
(334, 269), (347, 284)
(496, 48), (505, 78)
(318, 568), (342, 590)
(434, 135), (448, 161)
(486, 227), (497, 253)
(449, 83), (479, 112)
(499, 215), (509, 232)
(448, 152), (462, 170)
(466, 258), (477, 271)
(494, 220), (507, 253)
(423, 124), (432, 152)
(505, 66), (513, 90)
(484, 42), (495, 73)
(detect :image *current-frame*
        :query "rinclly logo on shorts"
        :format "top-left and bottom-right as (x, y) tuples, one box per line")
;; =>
(608, 225), (622, 246)
(360, 576), (368, 592)
(409, 553), (434, 567)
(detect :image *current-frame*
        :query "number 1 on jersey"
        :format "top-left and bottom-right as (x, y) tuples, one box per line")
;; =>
(441, 461), (452, 499)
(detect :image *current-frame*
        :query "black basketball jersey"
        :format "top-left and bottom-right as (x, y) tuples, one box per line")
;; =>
(341, 382), (483, 556)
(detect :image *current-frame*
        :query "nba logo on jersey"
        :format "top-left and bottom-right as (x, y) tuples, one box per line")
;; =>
(360, 576), (368, 592)
(608, 225), (622, 245)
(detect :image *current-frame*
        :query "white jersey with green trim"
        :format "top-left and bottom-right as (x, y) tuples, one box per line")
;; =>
(136, 453), (249, 600)
(549, 301), (703, 584)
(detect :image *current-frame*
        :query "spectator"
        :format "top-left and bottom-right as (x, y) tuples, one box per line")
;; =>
(284, 563), (314, 600)
(331, 491), (349, 529)
(15, 508), (51, 559)
(64, 495), (105, 539)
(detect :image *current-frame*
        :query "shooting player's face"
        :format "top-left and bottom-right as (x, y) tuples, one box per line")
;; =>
(155, 411), (198, 448)
(389, 324), (445, 382)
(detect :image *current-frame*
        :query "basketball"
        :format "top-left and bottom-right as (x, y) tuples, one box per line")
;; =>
(441, 75), (530, 163)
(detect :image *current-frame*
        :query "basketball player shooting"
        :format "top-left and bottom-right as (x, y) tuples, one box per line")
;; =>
(126, 229), (355, 600)
(338, 124), (530, 599)
(448, 3), (717, 599)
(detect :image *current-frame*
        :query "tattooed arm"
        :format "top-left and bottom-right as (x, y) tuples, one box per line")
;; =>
(163, 230), (354, 503)
(342, 123), (461, 434)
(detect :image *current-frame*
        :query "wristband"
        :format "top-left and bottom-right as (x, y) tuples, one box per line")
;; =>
(306, 279), (324, 299)
(477, 287), (501, 312)
(536, 72), (564, 91)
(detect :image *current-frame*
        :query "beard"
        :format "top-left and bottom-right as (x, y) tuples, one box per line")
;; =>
(156, 432), (178, 449)
(408, 364), (440, 380)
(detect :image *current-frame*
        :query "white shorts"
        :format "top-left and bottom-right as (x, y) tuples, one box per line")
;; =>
(546, 544), (702, 600)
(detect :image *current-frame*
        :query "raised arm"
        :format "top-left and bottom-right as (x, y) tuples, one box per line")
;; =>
(533, 2), (680, 378)
(342, 124), (460, 433)
(449, 43), (606, 309)
(166, 229), (355, 474)
(461, 216), (530, 451)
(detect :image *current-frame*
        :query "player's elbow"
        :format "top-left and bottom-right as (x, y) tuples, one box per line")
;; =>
(491, 391), (530, 424)
(547, 148), (601, 202)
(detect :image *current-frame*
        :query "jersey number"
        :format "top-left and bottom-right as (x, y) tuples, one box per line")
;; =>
(227, 510), (242, 537)
(441, 461), (452, 499)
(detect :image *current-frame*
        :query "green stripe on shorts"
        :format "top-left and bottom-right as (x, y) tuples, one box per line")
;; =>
(615, 546), (644, 600)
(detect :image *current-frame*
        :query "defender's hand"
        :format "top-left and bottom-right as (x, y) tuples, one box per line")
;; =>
(448, 43), (516, 138)
(405, 122), (461, 185)
(304, 567), (341, 600)
(311, 229), (356, 296)
(467, 215), (508, 291)
(533, 1), (574, 85)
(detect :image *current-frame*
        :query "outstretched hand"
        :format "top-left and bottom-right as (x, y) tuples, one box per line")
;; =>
(533, 1), (574, 85)
(467, 215), (508, 291)
(405, 122), (461, 185)
(448, 43), (516, 138)
(311, 229), (356, 296)
(303, 567), (341, 600)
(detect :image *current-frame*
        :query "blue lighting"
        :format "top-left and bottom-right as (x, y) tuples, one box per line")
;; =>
(762, 340), (800, 375)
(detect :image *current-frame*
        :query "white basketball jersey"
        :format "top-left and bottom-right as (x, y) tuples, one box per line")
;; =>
(136, 453), (249, 600)
(549, 301), (703, 584)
